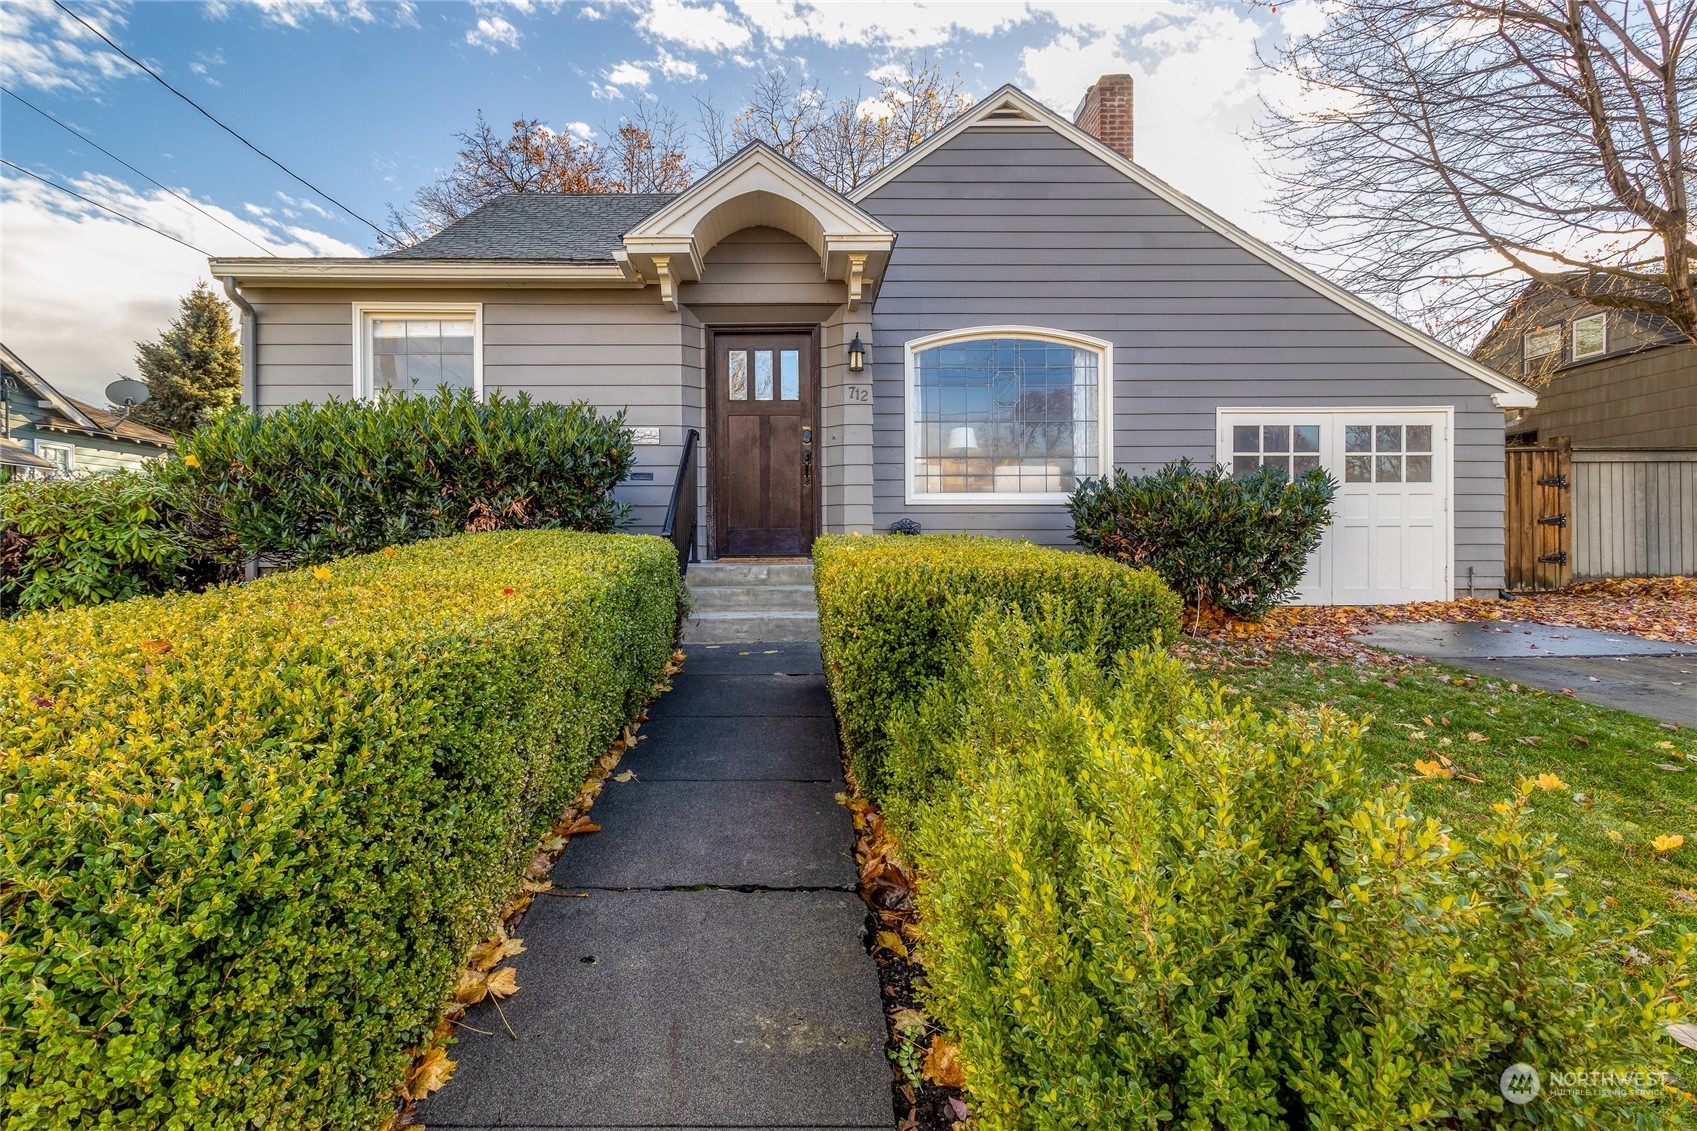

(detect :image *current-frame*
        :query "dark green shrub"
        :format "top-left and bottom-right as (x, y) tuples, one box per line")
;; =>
(1069, 458), (1336, 620)
(811, 534), (1180, 800)
(164, 388), (635, 568)
(0, 470), (227, 614)
(894, 612), (1692, 1130)
(0, 531), (677, 1129)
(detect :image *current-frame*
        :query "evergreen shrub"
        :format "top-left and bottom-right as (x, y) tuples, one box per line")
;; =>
(0, 531), (677, 1129)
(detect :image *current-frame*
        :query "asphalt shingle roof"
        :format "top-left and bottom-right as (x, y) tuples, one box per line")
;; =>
(382, 193), (677, 261)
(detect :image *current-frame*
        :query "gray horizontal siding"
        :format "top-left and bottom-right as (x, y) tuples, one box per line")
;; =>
(859, 123), (1509, 592)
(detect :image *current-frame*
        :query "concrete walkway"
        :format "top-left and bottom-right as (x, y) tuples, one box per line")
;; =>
(1355, 621), (1697, 728)
(420, 643), (891, 1131)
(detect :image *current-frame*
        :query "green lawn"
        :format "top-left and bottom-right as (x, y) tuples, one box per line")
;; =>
(1200, 646), (1697, 942)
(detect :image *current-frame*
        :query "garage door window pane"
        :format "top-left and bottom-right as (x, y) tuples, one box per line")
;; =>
(1233, 425), (1258, 452)
(1345, 455), (1372, 482)
(1293, 425), (1320, 453)
(1262, 425), (1290, 453)
(1376, 454), (1402, 482)
(1375, 425), (1402, 453)
(1234, 456), (1261, 478)
(1406, 454), (1432, 482)
(1406, 425), (1431, 453)
(1232, 421), (1324, 481)
(1293, 454), (1321, 475)
(1345, 425), (1372, 453)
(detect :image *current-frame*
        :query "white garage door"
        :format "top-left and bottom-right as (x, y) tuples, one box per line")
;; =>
(1216, 409), (1451, 605)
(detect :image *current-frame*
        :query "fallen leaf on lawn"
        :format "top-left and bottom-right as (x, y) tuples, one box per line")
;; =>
(1493, 802), (1516, 815)
(1667, 1023), (1697, 1051)
(1529, 773), (1568, 791)
(564, 816), (602, 836)
(889, 1007), (928, 1035)
(484, 966), (519, 1000)
(876, 930), (909, 958)
(1466, 732), (1488, 743)
(1656, 763), (1688, 772)
(1516, 736), (1542, 747)
(613, 769), (637, 783)
(406, 1046), (455, 1100)
(1414, 759), (1453, 779)
(1657, 741), (1677, 750)
(1607, 829), (1624, 841)
(1653, 834), (1686, 855)
(923, 1037), (967, 1089)
(1422, 715), (1435, 726)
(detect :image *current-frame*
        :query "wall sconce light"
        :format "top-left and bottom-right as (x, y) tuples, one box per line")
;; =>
(847, 333), (867, 373)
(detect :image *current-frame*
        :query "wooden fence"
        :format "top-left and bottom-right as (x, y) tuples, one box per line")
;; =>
(1506, 444), (1697, 590)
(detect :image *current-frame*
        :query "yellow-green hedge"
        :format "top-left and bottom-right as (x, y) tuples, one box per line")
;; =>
(0, 532), (678, 1129)
(812, 534), (1180, 798)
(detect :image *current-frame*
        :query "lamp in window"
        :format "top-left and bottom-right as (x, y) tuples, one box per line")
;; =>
(847, 334), (867, 373)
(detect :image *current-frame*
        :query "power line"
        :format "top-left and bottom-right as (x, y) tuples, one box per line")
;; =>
(1, 158), (213, 256)
(1, 84), (278, 256)
(50, 0), (397, 246)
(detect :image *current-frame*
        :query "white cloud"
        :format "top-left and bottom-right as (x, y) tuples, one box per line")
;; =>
(233, 0), (414, 29)
(466, 14), (522, 50)
(189, 49), (226, 86)
(0, 0), (136, 94)
(655, 48), (701, 81)
(606, 60), (653, 87)
(564, 120), (597, 141)
(734, 0), (1025, 48)
(639, 0), (751, 51)
(0, 171), (361, 403)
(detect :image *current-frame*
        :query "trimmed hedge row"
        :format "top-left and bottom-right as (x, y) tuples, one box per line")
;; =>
(811, 534), (1181, 800)
(836, 607), (1693, 1129)
(0, 531), (678, 1129)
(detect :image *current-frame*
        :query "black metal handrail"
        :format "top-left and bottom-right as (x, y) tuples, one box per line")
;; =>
(659, 427), (700, 576)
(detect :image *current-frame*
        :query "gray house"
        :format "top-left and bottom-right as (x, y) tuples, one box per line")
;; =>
(0, 343), (174, 477)
(209, 81), (1534, 605)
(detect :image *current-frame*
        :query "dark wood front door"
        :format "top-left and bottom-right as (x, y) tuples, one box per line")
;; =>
(710, 329), (818, 557)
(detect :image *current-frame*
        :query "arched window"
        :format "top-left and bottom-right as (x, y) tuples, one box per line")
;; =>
(905, 327), (1110, 502)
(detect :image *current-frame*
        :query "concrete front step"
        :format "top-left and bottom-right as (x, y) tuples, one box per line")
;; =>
(681, 609), (819, 644)
(688, 584), (817, 613)
(685, 561), (814, 586)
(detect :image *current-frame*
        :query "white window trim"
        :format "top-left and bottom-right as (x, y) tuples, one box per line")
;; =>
(34, 439), (74, 475)
(352, 302), (484, 400)
(903, 325), (1113, 506)
(1571, 312), (1608, 361)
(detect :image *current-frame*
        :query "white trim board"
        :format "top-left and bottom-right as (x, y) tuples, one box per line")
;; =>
(903, 324), (1114, 506)
(351, 302), (484, 400)
(851, 86), (1537, 411)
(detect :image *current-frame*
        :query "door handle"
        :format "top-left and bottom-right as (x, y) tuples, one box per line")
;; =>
(802, 448), (813, 486)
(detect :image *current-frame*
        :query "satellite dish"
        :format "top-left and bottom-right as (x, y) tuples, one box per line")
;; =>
(106, 379), (150, 408)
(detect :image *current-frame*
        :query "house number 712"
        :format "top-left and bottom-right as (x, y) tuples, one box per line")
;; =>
(845, 385), (871, 403)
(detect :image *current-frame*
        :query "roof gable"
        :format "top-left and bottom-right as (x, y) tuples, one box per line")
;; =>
(852, 85), (1536, 410)
(0, 342), (99, 430)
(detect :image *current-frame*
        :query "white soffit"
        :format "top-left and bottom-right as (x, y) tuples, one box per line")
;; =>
(621, 142), (896, 309)
(851, 85), (1537, 410)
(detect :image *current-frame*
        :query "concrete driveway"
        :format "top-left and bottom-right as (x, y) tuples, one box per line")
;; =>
(1352, 621), (1697, 728)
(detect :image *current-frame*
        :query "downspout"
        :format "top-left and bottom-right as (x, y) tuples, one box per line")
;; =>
(219, 274), (257, 409)
(218, 274), (261, 582)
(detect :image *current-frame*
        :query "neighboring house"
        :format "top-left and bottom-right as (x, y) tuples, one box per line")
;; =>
(209, 79), (1535, 606)
(0, 343), (175, 475)
(1471, 276), (1696, 448)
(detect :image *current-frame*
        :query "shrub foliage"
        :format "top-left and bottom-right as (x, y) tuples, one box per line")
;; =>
(165, 388), (636, 568)
(887, 612), (1693, 1130)
(1069, 458), (1336, 620)
(0, 532), (678, 1129)
(811, 534), (1180, 800)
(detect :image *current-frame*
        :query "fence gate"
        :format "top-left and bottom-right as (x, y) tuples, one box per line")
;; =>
(1505, 443), (1573, 592)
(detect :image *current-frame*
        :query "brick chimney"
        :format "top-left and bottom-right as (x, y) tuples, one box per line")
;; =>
(1074, 74), (1134, 161)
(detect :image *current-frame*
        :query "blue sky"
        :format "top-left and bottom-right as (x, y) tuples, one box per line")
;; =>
(1, 0), (1320, 401)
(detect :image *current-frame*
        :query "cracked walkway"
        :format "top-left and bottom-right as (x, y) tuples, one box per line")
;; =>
(419, 642), (891, 1131)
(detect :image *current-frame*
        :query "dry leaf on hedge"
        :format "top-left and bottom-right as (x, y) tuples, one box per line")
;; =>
(406, 1046), (455, 1100)
(876, 930), (909, 958)
(485, 966), (520, 1000)
(923, 1037), (966, 1088)
(468, 935), (525, 973)
(564, 816), (602, 836)
(539, 834), (567, 852)
(141, 638), (173, 655)
(454, 968), (492, 1005)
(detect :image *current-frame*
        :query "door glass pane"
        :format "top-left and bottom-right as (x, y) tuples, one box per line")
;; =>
(1405, 425), (1432, 453)
(1376, 454), (1402, 482)
(1233, 425), (1258, 453)
(1345, 454), (1372, 482)
(1262, 425), (1290, 453)
(1406, 454), (1433, 482)
(754, 351), (774, 400)
(1345, 425), (1372, 453)
(728, 351), (748, 400)
(1375, 425), (1402, 453)
(1293, 425), (1320, 453)
(779, 350), (800, 401)
(1293, 454), (1321, 475)
(1233, 455), (1260, 479)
